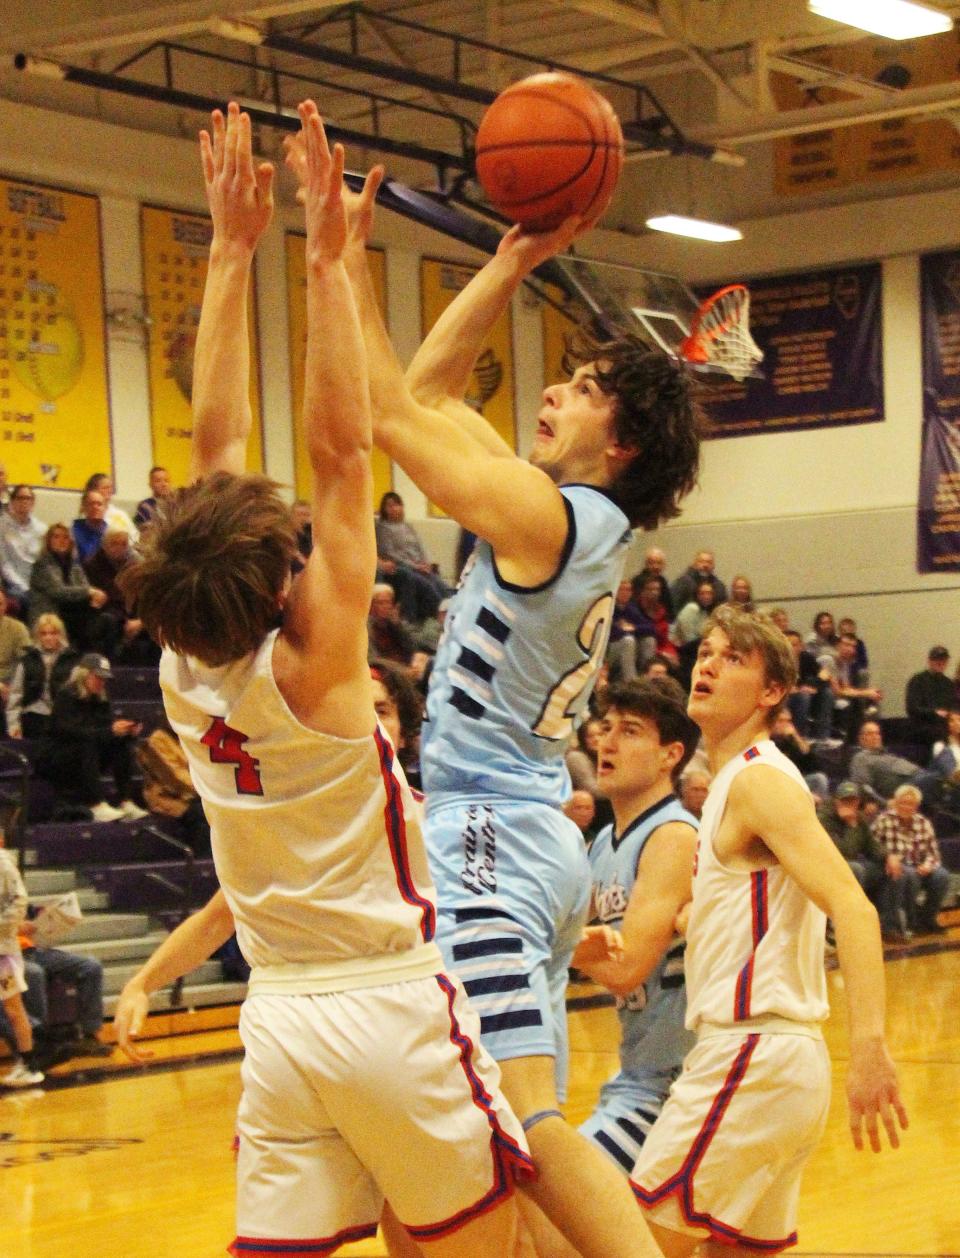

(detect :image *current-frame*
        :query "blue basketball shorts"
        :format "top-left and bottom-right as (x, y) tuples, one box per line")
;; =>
(425, 798), (590, 1101)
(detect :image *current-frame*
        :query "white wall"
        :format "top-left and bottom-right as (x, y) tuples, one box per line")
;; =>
(2, 96), (958, 713)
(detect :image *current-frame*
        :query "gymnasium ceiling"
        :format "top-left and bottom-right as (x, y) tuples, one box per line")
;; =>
(3, 1), (960, 234)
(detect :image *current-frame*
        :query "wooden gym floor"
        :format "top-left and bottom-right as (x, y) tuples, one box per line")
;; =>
(2, 933), (958, 1258)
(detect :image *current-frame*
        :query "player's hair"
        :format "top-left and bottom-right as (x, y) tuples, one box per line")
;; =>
(702, 605), (797, 724)
(563, 332), (703, 530)
(595, 676), (700, 782)
(119, 472), (296, 668)
(370, 658), (423, 756)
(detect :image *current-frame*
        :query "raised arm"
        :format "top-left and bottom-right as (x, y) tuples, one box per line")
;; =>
(573, 822), (695, 998)
(731, 766), (908, 1153)
(274, 104), (375, 733)
(190, 104), (274, 481)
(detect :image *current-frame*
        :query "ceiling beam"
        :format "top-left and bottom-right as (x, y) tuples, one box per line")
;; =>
(553, 0), (667, 38)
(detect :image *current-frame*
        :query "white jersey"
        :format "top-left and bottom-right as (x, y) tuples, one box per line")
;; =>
(161, 631), (441, 989)
(684, 740), (828, 1031)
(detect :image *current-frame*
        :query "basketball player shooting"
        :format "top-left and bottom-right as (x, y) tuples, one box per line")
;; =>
(630, 607), (908, 1257)
(121, 101), (532, 1258)
(281, 120), (701, 1256)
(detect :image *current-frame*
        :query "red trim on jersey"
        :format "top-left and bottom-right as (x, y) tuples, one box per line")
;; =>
(734, 870), (768, 1021)
(373, 726), (436, 942)
(630, 1034), (796, 1252)
(405, 974), (535, 1240)
(743, 745), (761, 761)
(229, 1222), (378, 1255)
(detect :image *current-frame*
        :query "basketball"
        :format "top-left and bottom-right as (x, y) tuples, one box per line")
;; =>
(475, 72), (624, 232)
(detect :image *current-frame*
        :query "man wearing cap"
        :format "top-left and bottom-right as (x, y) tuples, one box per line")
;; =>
(817, 782), (887, 908)
(905, 646), (954, 755)
(42, 653), (147, 823)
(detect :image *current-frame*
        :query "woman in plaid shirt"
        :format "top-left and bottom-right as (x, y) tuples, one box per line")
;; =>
(871, 784), (950, 938)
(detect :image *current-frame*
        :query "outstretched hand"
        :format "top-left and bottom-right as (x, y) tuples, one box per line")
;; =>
(847, 1039), (909, 1152)
(199, 102), (275, 252)
(114, 982), (154, 1064)
(576, 923), (625, 966)
(284, 124), (383, 255)
(495, 215), (584, 274)
(293, 101), (352, 264)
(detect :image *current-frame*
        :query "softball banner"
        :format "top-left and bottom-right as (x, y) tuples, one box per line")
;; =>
(141, 205), (264, 484)
(0, 177), (111, 490)
(285, 235), (390, 503)
(421, 257), (516, 516)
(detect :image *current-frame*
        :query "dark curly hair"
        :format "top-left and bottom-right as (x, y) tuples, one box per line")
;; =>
(595, 676), (700, 783)
(563, 332), (703, 530)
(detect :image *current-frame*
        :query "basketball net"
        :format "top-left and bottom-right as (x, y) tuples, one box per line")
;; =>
(680, 284), (762, 382)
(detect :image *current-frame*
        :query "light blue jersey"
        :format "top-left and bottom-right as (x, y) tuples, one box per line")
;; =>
(580, 794), (698, 1174)
(422, 484), (632, 809)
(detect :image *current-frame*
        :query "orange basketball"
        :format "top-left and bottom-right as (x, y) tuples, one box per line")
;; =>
(475, 72), (624, 232)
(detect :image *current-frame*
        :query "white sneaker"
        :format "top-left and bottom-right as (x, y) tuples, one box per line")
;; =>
(91, 801), (125, 823)
(118, 801), (149, 821)
(1, 1060), (44, 1088)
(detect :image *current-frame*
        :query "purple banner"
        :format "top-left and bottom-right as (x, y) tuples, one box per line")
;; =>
(701, 262), (884, 438)
(918, 249), (960, 574)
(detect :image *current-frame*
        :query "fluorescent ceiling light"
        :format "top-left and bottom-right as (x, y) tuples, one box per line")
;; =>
(645, 215), (742, 243)
(808, 0), (952, 40)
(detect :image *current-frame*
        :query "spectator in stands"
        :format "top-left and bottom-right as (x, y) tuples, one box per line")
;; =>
(0, 833), (43, 1086)
(849, 719), (924, 802)
(29, 524), (111, 652)
(566, 715), (603, 798)
(84, 473), (139, 546)
(0, 591), (29, 735)
(374, 490), (445, 625)
(905, 645), (954, 756)
(6, 613), (78, 741)
(771, 707), (828, 799)
(42, 654), (147, 824)
(767, 607), (790, 635)
(679, 768), (711, 819)
(633, 574), (676, 662)
(71, 487), (110, 563)
(0, 485), (46, 614)
(871, 784), (950, 938)
(670, 548), (727, 612)
(16, 913), (112, 1063)
(635, 546), (673, 619)
(563, 789), (597, 842)
(728, 574), (754, 612)
(837, 617), (868, 675)
(83, 529), (157, 665)
(817, 781), (886, 905)
(606, 578), (654, 682)
(784, 628), (826, 736)
(641, 654), (676, 681)
(821, 631), (882, 742)
(0, 464), (9, 511)
(671, 580), (717, 648)
(927, 708), (960, 816)
(367, 583), (415, 667)
(805, 611), (838, 661)
(133, 466), (172, 532)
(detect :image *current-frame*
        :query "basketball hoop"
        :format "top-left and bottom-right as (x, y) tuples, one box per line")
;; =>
(680, 284), (762, 382)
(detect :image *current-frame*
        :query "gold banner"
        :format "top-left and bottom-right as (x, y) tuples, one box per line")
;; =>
(0, 177), (111, 491)
(141, 205), (264, 484)
(541, 282), (583, 388)
(774, 29), (960, 195)
(284, 235), (390, 504)
(420, 257), (516, 516)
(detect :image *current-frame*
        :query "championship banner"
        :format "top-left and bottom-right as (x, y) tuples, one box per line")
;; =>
(918, 249), (960, 573)
(0, 177), (111, 490)
(701, 263), (883, 438)
(141, 205), (264, 484)
(284, 235), (390, 503)
(421, 257), (516, 515)
(773, 30), (960, 196)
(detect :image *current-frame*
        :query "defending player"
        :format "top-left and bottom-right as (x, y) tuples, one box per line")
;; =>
(305, 146), (702, 1258)
(122, 102), (530, 1258)
(630, 607), (908, 1256)
(572, 678), (699, 1176)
